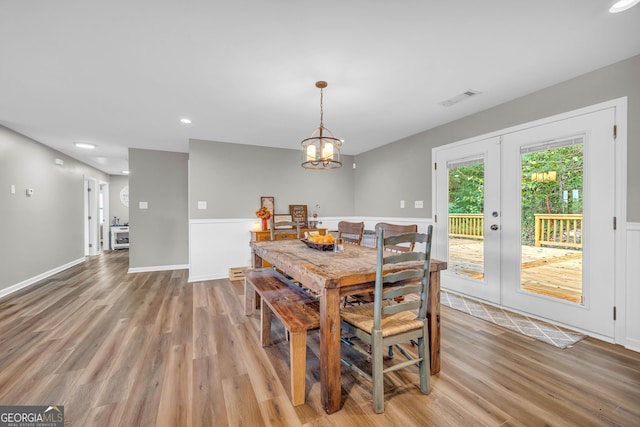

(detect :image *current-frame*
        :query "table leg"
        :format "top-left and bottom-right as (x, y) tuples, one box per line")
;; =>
(427, 269), (441, 375)
(320, 286), (342, 414)
(252, 251), (263, 268)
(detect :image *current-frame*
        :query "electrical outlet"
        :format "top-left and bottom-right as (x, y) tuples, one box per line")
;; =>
(414, 200), (423, 209)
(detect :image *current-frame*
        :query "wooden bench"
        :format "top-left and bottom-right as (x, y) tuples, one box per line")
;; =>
(244, 268), (320, 406)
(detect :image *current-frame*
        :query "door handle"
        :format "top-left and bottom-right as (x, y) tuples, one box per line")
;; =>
(490, 224), (499, 231)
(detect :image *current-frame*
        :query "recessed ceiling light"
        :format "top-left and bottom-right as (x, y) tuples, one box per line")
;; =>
(74, 142), (96, 149)
(609, 0), (640, 13)
(121, 170), (130, 175)
(180, 118), (192, 124)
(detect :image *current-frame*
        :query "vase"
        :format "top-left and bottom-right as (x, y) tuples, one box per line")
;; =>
(261, 218), (268, 231)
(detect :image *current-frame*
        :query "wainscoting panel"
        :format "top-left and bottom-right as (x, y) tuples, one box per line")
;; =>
(626, 222), (640, 351)
(188, 217), (433, 283)
(189, 219), (256, 282)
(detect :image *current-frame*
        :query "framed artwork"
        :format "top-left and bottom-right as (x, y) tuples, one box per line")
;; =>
(260, 196), (275, 218)
(289, 204), (308, 228)
(119, 185), (129, 207)
(273, 214), (293, 229)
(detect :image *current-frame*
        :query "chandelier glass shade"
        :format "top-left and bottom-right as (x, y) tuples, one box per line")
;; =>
(301, 81), (342, 169)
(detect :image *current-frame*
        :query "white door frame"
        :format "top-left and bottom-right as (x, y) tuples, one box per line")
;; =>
(99, 181), (109, 253)
(432, 97), (627, 343)
(84, 176), (99, 256)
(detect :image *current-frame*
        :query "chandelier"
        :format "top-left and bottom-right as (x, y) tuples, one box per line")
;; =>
(301, 81), (342, 169)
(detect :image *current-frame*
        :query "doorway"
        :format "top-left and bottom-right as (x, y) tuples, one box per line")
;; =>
(434, 101), (622, 338)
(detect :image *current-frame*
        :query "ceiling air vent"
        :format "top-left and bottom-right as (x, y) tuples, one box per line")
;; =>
(439, 89), (482, 107)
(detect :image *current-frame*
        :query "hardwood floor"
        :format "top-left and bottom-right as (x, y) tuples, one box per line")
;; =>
(1, 250), (639, 426)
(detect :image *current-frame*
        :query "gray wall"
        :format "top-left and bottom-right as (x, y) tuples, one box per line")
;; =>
(189, 139), (355, 219)
(354, 134), (430, 218)
(129, 148), (189, 269)
(4, 54), (637, 285)
(109, 175), (129, 225)
(0, 125), (108, 290)
(355, 54), (640, 221)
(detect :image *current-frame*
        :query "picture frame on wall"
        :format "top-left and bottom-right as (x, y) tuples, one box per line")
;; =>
(260, 196), (275, 218)
(289, 204), (308, 228)
(273, 214), (293, 229)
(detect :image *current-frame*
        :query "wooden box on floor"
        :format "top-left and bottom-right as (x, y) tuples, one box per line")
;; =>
(229, 266), (250, 282)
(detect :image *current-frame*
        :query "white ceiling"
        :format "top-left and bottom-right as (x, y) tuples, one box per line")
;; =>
(1, 1), (639, 175)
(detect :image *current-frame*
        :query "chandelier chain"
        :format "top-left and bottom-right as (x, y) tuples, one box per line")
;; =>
(319, 86), (324, 128)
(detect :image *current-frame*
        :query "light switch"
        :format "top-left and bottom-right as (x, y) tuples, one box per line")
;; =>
(400, 200), (405, 209)
(197, 201), (207, 210)
(10, 184), (15, 194)
(414, 200), (423, 209)
(139, 201), (148, 209)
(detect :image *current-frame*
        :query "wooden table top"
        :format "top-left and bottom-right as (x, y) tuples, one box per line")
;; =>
(251, 239), (446, 292)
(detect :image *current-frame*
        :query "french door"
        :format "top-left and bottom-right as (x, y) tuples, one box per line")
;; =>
(434, 136), (501, 304)
(434, 106), (617, 337)
(501, 108), (615, 337)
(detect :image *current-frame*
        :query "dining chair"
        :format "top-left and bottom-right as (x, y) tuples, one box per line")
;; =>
(374, 222), (418, 252)
(338, 221), (365, 245)
(339, 225), (433, 413)
(374, 222), (421, 355)
(269, 219), (301, 240)
(344, 223), (419, 308)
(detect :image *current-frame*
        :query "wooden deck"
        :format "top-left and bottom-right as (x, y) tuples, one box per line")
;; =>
(448, 238), (582, 303)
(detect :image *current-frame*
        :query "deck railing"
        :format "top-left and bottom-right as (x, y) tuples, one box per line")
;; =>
(449, 214), (484, 239)
(534, 214), (582, 249)
(448, 213), (583, 249)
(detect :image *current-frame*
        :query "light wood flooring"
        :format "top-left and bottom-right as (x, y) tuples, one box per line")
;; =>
(1, 250), (639, 426)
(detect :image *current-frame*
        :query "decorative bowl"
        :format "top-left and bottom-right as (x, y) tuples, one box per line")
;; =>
(301, 239), (334, 251)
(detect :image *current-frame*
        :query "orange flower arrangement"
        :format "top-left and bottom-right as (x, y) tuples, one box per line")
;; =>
(255, 207), (271, 219)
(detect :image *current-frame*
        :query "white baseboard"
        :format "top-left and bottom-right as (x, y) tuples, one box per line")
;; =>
(625, 338), (640, 352)
(128, 264), (189, 274)
(188, 273), (228, 283)
(0, 257), (86, 300)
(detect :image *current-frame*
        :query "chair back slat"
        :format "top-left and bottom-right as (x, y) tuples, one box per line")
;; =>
(381, 283), (423, 300)
(382, 299), (422, 316)
(383, 232), (428, 247)
(384, 251), (425, 266)
(383, 269), (424, 285)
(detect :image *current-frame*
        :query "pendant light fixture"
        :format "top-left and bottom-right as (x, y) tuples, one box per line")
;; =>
(301, 81), (342, 169)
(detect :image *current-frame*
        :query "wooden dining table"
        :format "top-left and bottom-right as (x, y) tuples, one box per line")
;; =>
(250, 239), (447, 414)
